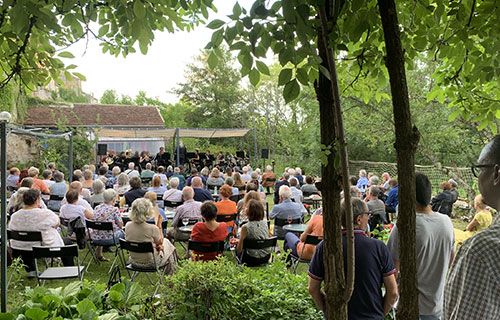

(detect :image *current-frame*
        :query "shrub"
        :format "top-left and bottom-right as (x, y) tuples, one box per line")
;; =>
(160, 256), (323, 320)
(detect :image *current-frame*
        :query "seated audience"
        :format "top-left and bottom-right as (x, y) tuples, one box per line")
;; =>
(41, 169), (54, 190)
(172, 167), (186, 189)
(206, 168), (224, 188)
(163, 177), (183, 202)
(216, 185), (237, 231)
(148, 176), (167, 195)
(17, 169), (29, 185)
(123, 176), (146, 206)
(60, 181), (93, 213)
(233, 172), (246, 195)
(81, 169), (94, 190)
(106, 166), (121, 189)
(167, 187), (202, 242)
(7, 167), (20, 189)
(8, 189), (71, 277)
(114, 173), (130, 195)
(28, 167), (49, 195)
(47, 171), (68, 212)
(153, 166), (168, 186)
(190, 201), (229, 261)
(192, 177), (213, 202)
(60, 190), (94, 228)
(186, 168), (206, 187)
(454, 195), (492, 245)
(237, 191), (262, 225)
(140, 163), (155, 179)
(90, 179), (105, 208)
(270, 185), (303, 239)
(301, 176), (318, 195)
(235, 199), (272, 266)
(125, 162), (140, 178)
(289, 177), (306, 214)
(273, 172), (290, 204)
(241, 166), (251, 183)
(430, 181), (454, 216)
(91, 189), (124, 261)
(284, 213), (323, 261)
(125, 198), (176, 274)
(365, 186), (388, 231)
(144, 191), (168, 222)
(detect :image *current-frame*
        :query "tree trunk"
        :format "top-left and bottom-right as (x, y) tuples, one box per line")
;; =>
(316, 5), (353, 319)
(378, 1), (420, 319)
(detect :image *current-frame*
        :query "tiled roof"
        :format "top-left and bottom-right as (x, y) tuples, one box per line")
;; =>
(23, 104), (165, 127)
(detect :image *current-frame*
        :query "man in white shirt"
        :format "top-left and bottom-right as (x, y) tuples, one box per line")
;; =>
(60, 181), (93, 213)
(241, 166), (251, 183)
(124, 162), (140, 178)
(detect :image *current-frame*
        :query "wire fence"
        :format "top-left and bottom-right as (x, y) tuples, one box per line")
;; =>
(349, 160), (477, 199)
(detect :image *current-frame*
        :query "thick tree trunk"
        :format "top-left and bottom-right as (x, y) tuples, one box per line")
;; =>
(378, 1), (420, 319)
(316, 5), (353, 319)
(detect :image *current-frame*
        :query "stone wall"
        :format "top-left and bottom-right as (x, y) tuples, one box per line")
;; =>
(6, 133), (38, 166)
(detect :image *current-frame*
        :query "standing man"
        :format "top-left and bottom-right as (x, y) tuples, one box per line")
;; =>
(444, 136), (500, 319)
(308, 198), (398, 318)
(387, 173), (455, 320)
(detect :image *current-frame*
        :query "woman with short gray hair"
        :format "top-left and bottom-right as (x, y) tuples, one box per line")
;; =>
(125, 198), (176, 273)
(162, 177), (183, 202)
(47, 171), (68, 212)
(92, 189), (124, 261)
(114, 173), (130, 195)
(90, 179), (105, 208)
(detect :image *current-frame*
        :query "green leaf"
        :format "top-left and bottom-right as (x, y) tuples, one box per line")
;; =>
(0, 313), (14, 320)
(98, 24), (109, 37)
(278, 48), (294, 66)
(133, 1), (146, 19)
(255, 61), (270, 75)
(249, 68), (260, 86)
(206, 19), (225, 29)
(63, 281), (81, 297)
(73, 72), (87, 81)
(207, 51), (218, 69)
(296, 68), (309, 86)
(319, 65), (331, 80)
(282, 0), (296, 23)
(477, 119), (488, 131)
(108, 290), (122, 303)
(278, 68), (293, 86)
(25, 308), (48, 320)
(225, 26), (237, 42)
(232, 2), (242, 17)
(58, 52), (75, 59)
(76, 299), (97, 315)
(283, 79), (300, 103)
(97, 313), (120, 320)
(448, 109), (461, 121)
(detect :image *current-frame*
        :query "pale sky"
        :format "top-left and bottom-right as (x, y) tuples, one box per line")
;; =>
(65, 0), (257, 104)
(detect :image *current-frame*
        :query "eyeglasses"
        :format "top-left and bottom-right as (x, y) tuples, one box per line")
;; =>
(471, 164), (496, 178)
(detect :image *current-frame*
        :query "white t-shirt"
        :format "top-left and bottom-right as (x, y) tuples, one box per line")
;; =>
(60, 203), (88, 225)
(8, 208), (64, 250)
(126, 169), (140, 178)
(241, 174), (251, 183)
(60, 196), (93, 212)
(387, 212), (455, 315)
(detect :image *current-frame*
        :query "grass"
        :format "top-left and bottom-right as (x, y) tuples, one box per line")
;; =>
(5, 194), (470, 310)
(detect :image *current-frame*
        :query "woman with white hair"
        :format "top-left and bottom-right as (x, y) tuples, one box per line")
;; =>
(90, 179), (105, 208)
(114, 173), (130, 196)
(162, 177), (183, 202)
(206, 168), (224, 187)
(92, 189), (124, 261)
(171, 167), (186, 189)
(125, 198), (176, 273)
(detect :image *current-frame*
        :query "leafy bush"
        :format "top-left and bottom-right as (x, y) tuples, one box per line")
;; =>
(0, 280), (156, 320)
(160, 257), (322, 320)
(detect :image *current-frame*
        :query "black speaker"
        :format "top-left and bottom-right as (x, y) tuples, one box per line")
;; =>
(97, 144), (107, 156)
(261, 149), (269, 159)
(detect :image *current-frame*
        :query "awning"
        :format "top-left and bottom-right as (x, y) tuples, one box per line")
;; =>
(97, 127), (251, 139)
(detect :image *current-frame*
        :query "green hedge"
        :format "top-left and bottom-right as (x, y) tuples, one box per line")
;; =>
(161, 257), (322, 320)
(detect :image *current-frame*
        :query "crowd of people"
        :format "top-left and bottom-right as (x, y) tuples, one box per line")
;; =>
(5, 137), (500, 319)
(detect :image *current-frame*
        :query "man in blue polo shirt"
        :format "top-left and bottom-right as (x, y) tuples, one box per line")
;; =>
(308, 198), (398, 319)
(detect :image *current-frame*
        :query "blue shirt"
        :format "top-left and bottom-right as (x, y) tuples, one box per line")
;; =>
(193, 187), (213, 203)
(308, 231), (396, 320)
(386, 185), (398, 210)
(356, 177), (369, 193)
(186, 175), (207, 187)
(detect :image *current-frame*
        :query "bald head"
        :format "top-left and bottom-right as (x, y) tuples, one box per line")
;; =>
(70, 181), (82, 194)
(192, 176), (203, 188)
(182, 186), (194, 200)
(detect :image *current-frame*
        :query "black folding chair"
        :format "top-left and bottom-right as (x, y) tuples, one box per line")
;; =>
(119, 239), (168, 295)
(174, 218), (201, 253)
(216, 213), (237, 224)
(7, 230), (42, 277)
(85, 220), (122, 273)
(187, 240), (225, 261)
(156, 194), (165, 209)
(141, 177), (152, 186)
(32, 245), (83, 286)
(164, 200), (183, 210)
(48, 194), (65, 212)
(289, 234), (322, 274)
(236, 237), (278, 267)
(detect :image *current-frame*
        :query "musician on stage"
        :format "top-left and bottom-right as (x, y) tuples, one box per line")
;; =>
(191, 148), (201, 170)
(139, 151), (151, 170)
(216, 151), (226, 168)
(155, 147), (169, 168)
(204, 149), (214, 169)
